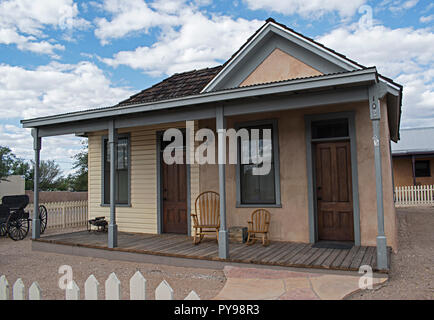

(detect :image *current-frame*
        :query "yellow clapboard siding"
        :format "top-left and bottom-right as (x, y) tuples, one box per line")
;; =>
(88, 121), (199, 234)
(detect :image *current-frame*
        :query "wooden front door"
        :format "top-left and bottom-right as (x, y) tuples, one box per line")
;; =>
(161, 149), (188, 234)
(315, 141), (354, 242)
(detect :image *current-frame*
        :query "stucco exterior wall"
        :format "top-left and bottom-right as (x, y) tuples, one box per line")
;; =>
(199, 100), (398, 250)
(240, 48), (323, 87)
(392, 157), (434, 186)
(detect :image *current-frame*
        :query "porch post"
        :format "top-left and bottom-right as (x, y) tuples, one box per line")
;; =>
(108, 119), (118, 248)
(369, 85), (388, 270)
(216, 105), (229, 259)
(31, 129), (41, 239)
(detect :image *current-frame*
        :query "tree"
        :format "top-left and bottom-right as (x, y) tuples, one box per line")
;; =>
(65, 142), (88, 192)
(0, 146), (20, 181)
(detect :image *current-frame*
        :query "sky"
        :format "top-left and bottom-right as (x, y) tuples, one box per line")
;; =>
(0, 0), (433, 175)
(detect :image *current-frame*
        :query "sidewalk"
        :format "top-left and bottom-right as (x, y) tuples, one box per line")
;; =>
(214, 266), (388, 300)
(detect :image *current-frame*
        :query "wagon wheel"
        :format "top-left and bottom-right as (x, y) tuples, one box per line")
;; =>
(39, 205), (48, 234)
(0, 222), (7, 237)
(6, 212), (29, 241)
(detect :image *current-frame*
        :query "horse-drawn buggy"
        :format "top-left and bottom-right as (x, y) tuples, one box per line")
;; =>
(0, 195), (47, 241)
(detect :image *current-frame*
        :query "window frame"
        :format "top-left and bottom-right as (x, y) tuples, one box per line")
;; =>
(415, 159), (431, 178)
(101, 133), (131, 207)
(235, 119), (281, 208)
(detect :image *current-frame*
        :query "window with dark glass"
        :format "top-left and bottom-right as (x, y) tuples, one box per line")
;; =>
(239, 124), (276, 205)
(103, 136), (129, 205)
(415, 160), (430, 177)
(311, 119), (349, 140)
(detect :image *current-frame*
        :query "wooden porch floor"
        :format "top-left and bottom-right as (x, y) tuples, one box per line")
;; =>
(35, 231), (389, 273)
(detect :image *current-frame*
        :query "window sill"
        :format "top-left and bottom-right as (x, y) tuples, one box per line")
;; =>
(100, 204), (132, 208)
(236, 203), (282, 208)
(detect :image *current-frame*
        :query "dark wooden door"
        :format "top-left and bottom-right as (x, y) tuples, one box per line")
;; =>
(161, 150), (188, 234)
(315, 141), (354, 242)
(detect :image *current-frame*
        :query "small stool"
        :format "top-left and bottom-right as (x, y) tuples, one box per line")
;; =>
(87, 217), (108, 232)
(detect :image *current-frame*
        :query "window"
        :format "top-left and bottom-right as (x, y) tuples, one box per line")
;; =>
(415, 160), (430, 177)
(103, 135), (130, 205)
(311, 119), (349, 140)
(237, 120), (281, 206)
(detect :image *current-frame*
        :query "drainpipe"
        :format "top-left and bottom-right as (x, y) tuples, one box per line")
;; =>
(369, 84), (388, 271)
(411, 155), (416, 186)
(31, 128), (41, 239)
(108, 119), (118, 248)
(216, 105), (229, 259)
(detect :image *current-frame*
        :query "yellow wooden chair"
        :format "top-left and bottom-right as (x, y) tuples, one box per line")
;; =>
(246, 209), (271, 246)
(191, 191), (220, 245)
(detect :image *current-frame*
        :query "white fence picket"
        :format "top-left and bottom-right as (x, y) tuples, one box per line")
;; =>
(155, 280), (174, 300)
(29, 282), (42, 300)
(85, 275), (99, 300)
(13, 278), (25, 300)
(105, 273), (121, 300)
(395, 185), (434, 207)
(1, 273), (200, 300)
(130, 271), (146, 300)
(184, 290), (200, 300)
(0, 275), (9, 300)
(65, 280), (80, 300)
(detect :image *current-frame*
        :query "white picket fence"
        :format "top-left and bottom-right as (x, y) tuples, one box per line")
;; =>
(26, 200), (88, 230)
(395, 185), (434, 207)
(0, 272), (200, 300)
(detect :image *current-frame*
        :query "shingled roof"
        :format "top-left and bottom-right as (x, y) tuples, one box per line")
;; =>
(118, 65), (223, 107)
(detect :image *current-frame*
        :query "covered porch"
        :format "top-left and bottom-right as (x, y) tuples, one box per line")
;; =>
(22, 68), (400, 272)
(33, 230), (389, 273)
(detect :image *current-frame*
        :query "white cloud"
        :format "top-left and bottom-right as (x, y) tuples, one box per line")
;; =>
(93, 0), (179, 45)
(0, 125), (83, 175)
(0, 0), (89, 55)
(420, 15), (434, 23)
(0, 60), (134, 173)
(242, 0), (367, 19)
(0, 61), (134, 120)
(102, 8), (262, 76)
(317, 23), (434, 127)
(389, 0), (419, 13)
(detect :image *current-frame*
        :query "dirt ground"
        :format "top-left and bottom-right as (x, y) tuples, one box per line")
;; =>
(0, 228), (225, 300)
(349, 207), (434, 300)
(0, 207), (432, 300)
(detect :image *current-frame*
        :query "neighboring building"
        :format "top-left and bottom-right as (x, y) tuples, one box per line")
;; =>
(0, 175), (25, 200)
(21, 19), (403, 269)
(391, 127), (434, 186)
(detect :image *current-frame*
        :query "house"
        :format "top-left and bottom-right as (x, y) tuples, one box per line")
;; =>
(21, 18), (403, 270)
(392, 127), (434, 186)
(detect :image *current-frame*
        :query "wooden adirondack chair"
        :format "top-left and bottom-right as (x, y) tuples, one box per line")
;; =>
(191, 191), (220, 245)
(246, 209), (271, 246)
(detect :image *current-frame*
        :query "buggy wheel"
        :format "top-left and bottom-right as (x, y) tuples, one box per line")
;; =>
(0, 222), (7, 237)
(6, 213), (29, 241)
(39, 205), (48, 234)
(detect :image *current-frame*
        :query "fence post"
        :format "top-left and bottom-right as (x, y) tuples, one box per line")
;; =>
(0, 275), (9, 300)
(105, 273), (121, 300)
(155, 280), (174, 300)
(29, 282), (42, 300)
(130, 271), (146, 300)
(85, 275), (99, 300)
(13, 278), (25, 300)
(66, 280), (80, 300)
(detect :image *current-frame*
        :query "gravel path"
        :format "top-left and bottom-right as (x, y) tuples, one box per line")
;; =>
(0, 228), (225, 300)
(1, 207), (432, 300)
(348, 207), (434, 300)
